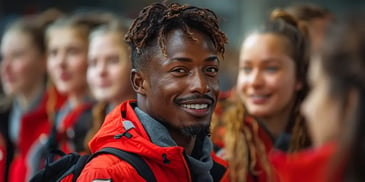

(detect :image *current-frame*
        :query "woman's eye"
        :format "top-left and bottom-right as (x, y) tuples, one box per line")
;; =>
(12, 51), (25, 59)
(48, 49), (57, 58)
(266, 66), (279, 72)
(109, 58), (120, 64)
(107, 56), (120, 64)
(240, 66), (252, 73)
(68, 48), (80, 55)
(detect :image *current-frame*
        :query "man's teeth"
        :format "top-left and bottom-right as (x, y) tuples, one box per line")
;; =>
(182, 104), (208, 109)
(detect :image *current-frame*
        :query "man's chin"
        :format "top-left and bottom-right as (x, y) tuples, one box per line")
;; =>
(180, 124), (210, 137)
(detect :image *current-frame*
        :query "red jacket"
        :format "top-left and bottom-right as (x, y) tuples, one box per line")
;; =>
(76, 100), (228, 182)
(8, 87), (66, 182)
(270, 142), (336, 182)
(56, 102), (93, 154)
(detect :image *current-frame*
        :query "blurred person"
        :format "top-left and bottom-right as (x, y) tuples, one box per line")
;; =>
(84, 20), (135, 151)
(286, 3), (333, 54)
(0, 12), (65, 182)
(210, 48), (239, 151)
(222, 9), (311, 182)
(0, 135), (5, 182)
(271, 15), (365, 182)
(77, 2), (229, 181)
(45, 12), (113, 155)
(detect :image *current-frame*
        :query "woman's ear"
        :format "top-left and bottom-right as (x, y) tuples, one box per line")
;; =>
(130, 69), (147, 96)
(295, 81), (303, 91)
(344, 88), (359, 123)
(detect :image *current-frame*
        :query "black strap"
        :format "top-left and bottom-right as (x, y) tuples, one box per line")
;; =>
(89, 147), (156, 182)
(46, 122), (61, 162)
(210, 160), (227, 182)
(71, 155), (90, 182)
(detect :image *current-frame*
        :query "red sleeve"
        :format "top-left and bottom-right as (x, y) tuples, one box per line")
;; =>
(77, 154), (146, 182)
(270, 143), (335, 182)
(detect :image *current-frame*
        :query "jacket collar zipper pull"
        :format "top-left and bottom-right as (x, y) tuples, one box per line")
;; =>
(114, 120), (135, 139)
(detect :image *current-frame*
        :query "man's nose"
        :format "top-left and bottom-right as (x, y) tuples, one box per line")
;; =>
(191, 70), (211, 94)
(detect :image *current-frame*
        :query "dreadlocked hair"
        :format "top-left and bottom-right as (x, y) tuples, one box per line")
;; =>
(224, 9), (311, 182)
(125, 2), (228, 70)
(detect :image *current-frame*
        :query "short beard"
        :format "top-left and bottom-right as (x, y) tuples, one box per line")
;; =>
(180, 124), (210, 137)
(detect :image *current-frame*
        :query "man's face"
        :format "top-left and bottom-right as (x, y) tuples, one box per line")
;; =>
(134, 29), (220, 136)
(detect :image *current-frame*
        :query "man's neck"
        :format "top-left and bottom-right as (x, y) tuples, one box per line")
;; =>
(170, 132), (196, 155)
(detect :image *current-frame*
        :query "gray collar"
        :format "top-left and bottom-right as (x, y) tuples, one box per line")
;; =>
(134, 107), (213, 182)
(134, 106), (176, 147)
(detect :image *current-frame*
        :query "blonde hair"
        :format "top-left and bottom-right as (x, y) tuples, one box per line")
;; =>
(83, 101), (107, 152)
(83, 19), (135, 153)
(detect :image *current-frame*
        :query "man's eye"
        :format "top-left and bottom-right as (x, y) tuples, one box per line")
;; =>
(206, 67), (218, 73)
(172, 68), (187, 73)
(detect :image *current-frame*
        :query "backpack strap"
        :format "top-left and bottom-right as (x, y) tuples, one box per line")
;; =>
(85, 147), (157, 182)
(70, 154), (91, 182)
(210, 160), (227, 182)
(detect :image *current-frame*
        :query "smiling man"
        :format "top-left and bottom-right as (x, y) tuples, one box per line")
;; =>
(78, 2), (228, 182)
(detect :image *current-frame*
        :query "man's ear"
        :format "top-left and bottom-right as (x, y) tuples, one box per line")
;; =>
(131, 69), (147, 96)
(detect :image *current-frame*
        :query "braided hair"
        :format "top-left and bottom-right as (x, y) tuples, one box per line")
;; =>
(125, 2), (228, 71)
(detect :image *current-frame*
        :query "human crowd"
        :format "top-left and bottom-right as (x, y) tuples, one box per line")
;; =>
(0, 1), (364, 182)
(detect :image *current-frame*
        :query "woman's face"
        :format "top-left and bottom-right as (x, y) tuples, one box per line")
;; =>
(87, 32), (133, 104)
(236, 33), (302, 119)
(1, 30), (46, 96)
(301, 59), (342, 147)
(47, 28), (89, 96)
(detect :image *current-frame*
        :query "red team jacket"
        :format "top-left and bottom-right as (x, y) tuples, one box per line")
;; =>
(270, 142), (336, 182)
(56, 102), (93, 154)
(8, 88), (66, 182)
(73, 100), (228, 182)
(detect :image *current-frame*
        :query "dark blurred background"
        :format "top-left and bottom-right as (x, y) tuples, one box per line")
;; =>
(0, 0), (364, 90)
